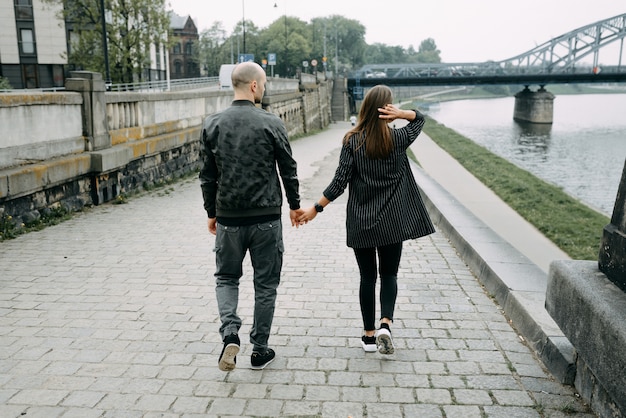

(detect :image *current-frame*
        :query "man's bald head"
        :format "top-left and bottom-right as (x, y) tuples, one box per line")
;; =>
(232, 62), (264, 89)
(232, 62), (267, 103)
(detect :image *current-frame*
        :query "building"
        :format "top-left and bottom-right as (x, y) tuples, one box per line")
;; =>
(169, 13), (199, 80)
(0, 0), (171, 90)
(0, 0), (68, 89)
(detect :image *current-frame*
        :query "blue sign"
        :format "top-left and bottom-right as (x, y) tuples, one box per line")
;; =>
(238, 53), (255, 63)
(268, 53), (276, 66)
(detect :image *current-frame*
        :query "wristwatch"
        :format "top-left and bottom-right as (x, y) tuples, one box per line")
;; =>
(314, 202), (324, 213)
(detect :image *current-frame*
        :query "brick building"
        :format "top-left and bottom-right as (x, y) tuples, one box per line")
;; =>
(168, 13), (200, 80)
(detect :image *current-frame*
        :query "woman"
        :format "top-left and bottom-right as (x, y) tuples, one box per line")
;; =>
(298, 85), (435, 354)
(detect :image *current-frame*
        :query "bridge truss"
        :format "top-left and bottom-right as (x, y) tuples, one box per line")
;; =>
(354, 13), (626, 80)
(505, 13), (626, 73)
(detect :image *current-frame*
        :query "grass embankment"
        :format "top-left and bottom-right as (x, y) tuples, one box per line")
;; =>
(419, 115), (610, 261)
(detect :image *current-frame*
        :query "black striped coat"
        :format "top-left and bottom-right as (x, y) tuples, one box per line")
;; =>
(323, 111), (435, 248)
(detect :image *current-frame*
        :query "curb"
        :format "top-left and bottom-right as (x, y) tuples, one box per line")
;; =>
(410, 161), (577, 385)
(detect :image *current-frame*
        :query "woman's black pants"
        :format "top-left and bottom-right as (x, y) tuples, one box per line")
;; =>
(353, 242), (402, 331)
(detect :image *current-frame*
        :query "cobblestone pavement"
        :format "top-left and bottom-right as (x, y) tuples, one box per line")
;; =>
(0, 123), (595, 417)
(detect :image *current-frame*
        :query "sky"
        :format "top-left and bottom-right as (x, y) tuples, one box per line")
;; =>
(167, 0), (625, 64)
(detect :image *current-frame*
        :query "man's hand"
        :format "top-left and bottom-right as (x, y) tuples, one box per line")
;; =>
(207, 217), (217, 235)
(290, 208), (305, 227)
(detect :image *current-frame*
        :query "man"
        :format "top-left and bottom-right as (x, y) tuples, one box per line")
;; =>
(199, 61), (302, 371)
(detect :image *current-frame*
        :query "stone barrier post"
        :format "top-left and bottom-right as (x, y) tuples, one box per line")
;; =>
(65, 71), (111, 151)
(545, 158), (626, 417)
(599, 159), (626, 290)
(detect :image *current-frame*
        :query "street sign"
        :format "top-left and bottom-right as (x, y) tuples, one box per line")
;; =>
(311, 59), (318, 67)
(268, 53), (276, 66)
(238, 54), (254, 63)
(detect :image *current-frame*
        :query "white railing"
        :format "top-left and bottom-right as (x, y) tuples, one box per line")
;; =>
(108, 77), (220, 92)
(1, 76), (221, 93)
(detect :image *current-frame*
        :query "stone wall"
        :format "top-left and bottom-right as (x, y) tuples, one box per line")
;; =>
(0, 92), (84, 170)
(0, 71), (334, 227)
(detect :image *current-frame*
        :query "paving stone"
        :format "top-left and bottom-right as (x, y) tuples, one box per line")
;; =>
(282, 400), (321, 416)
(304, 385), (341, 401)
(403, 404), (444, 417)
(243, 399), (284, 416)
(453, 388), (493, 405)
(269, 384), (304, 400)
(443, 405), (482, 418)
(416, 388), (453, 404)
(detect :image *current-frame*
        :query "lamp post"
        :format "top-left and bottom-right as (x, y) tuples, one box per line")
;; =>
(242, 0), (246, 54)
(99, 0), (111, 89)
(273, 1), (287, 76)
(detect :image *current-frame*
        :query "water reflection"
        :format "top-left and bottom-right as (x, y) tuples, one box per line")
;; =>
(513, 121), (552, 161)
(426, 94), (626, 215)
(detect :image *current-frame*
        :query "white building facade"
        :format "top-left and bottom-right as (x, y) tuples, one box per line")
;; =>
(0, 0), (67, 88)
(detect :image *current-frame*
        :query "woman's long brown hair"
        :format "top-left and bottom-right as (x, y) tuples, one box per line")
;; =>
(343, 85), (393, 159)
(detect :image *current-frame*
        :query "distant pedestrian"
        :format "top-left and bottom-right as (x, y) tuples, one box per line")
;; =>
(298, 85), (435, 354)
(199, 61), (303, 371)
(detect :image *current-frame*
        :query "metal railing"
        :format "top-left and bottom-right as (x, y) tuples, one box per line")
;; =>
(0, 76), (221, 94)
(108, 76), (220, 92)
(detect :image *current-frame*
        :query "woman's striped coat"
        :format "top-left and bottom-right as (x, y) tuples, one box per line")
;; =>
(323, 111), (435, 248)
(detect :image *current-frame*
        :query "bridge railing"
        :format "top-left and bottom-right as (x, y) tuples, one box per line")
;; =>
(352, 62), (621, 80)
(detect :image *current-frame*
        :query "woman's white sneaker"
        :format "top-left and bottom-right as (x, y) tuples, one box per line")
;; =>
(361, 335), (377, 352)
(376, 325), (395, 355)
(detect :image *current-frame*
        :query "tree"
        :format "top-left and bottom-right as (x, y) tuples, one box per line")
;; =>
(260, 16), (312, 77)
(416, 38), (441, 63)
(195, 23), (229, 76)
(196, 13), (442, 78)
(311, 16), (366, 74)
(45, 0), (170, 84)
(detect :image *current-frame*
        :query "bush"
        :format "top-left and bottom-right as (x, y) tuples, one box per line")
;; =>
(0, 76), (12, 90)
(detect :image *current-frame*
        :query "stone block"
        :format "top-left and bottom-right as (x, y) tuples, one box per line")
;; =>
(6, 164), (48, 197)
(46, 155), (92, 184)
(546, 260), (626, 415)
(91, 147), (132, 173)
(0, 174), (7, 198)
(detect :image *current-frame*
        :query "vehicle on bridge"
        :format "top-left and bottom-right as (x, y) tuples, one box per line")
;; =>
(219, 64), (237, 90)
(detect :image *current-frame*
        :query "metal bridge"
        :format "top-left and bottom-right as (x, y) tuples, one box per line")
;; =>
(348, 13), (626, 90)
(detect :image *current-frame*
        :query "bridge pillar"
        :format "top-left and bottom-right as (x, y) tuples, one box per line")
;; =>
(513, 86), (555, 124)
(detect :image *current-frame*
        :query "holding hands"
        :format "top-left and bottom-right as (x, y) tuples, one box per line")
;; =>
(296, 197), (329, 226)
(297, 206), (319, 225)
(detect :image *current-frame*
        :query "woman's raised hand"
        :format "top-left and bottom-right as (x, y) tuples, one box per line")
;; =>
(378, 104), (415, 122)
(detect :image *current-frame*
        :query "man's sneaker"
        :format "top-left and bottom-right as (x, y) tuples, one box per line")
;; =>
(361, 335), (377, 352)
(376, 324), (395, 355)
(250, 348), (275, 370)
(218, 334), (240, 371)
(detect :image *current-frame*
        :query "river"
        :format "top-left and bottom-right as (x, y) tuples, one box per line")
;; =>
(424, 93), (626, 216)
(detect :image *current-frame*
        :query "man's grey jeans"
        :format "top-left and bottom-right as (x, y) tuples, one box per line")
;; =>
(214, 219), (284, 352)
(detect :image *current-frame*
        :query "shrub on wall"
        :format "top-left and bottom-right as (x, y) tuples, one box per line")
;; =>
(0, 76), (12, 90)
